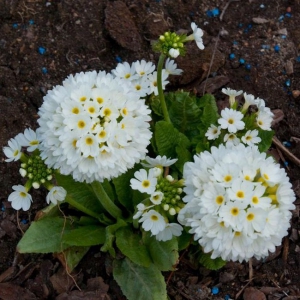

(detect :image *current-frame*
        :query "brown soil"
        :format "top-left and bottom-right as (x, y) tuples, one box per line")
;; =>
(0, 0), (300, 299)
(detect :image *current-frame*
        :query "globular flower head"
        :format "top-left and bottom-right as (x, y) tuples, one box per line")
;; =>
(179, 143), (295, 262)
(37, 71), (153, 183)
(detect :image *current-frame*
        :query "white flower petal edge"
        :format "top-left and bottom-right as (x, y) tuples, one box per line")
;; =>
(46, 186), (67, 205)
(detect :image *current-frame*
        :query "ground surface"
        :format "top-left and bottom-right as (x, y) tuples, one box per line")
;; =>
(0, 0), (300, 299)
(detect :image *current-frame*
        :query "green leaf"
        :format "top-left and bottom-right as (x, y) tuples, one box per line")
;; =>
(113, 167), (139, 211)
(155, 120), (179, 158)
(101, 219), (127, 257)
(199, 252), (226, 270)
(258, 129), (274, 152)
(113, 258), (167, 300)
(115, 227), (152, 267)
(167, 92), (202, 139)
(198, 94), (219, 128)
(143, 233), (178, 271)
(55, 173), (104, 218)
(62, 225), (106, 247)
(61, 246), (90, 272)
(17, 217), (73, 253)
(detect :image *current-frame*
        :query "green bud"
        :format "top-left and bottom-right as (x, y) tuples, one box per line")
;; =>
(47, 175), (53, 181)
(28, 173), (33, 179)
(175, 207), (181, 213)
(21, 163), (27, 168)
(159, 35), (165, 41)
(163, 204), (169, 211)
(169, 208), (176, 216)
(32, 182), (40, 189)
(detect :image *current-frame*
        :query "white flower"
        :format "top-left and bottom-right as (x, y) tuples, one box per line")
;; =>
(180, 143), (295, 262)
(133, 203), (154, 219)
(46, 186), (67, 205)
(141, 155), (178, 168)
(205, 124), (221, 140)
(150, 191), (164, 205)
(15, 128), (40, 152)
(37, 71), (152, 183)
(139, 210), (166, 235)
(186, 22), (205, 50)
(134, 60), (155, 77)
(3, 138), (22, 162)
(130, 168), (157, 194)
(256, 110), (273, 130)
(112, 62), (138, 81)
(8, 185), (32, 211)
(242, 92), (257, 111)
(218, 108), (245, 133)
(222, 88), (243, 107)
(224, 133), (240, 147)
(148, 71), (169, 95)
(130, 78), (150, 97)
(156, 223), (183, 241)
(241, 130), (261, 145)
(168, 48), (180, 58)
(164, 58), (183, 75)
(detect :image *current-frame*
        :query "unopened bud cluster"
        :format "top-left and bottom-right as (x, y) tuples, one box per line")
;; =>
(20, 153), (53, 189)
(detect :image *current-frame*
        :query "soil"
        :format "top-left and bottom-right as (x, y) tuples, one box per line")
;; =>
(0, 0), (300, 299)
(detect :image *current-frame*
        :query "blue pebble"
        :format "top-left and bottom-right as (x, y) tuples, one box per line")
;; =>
(247, 23), (253, 29)
(281, 35), (287, 39)
(285, 79), (291, 87)
(211, 286), (219, 295)
(285, 12), (292, 18)
(115, 56), (122, 63)
(233, 41), (238, 45)
(224, 295), (231, 300)
(238, 23), (243, 28)
(243, 28), (249, 33)
(28, 19), (34, 25)
(278, 15), (285, 21)
(260, 4), (265, 8)
(1, 205), (5, 212)
(21, 219), (28, 224)
(229, 53), (235, 60)
(296, 56), (300, 62)
(211, 8), (220, 16)
(284, 161), (289, 167)
(283, 141), (292, 147)
(206, 10), (214, 17)
(239, 58), (245, 64)
(38, 46), (46, 55)
(274, 45), (280, 52)
(12, 23), (18, 29)
(41, 67), (48, 74)
(245, 64), (251, 70)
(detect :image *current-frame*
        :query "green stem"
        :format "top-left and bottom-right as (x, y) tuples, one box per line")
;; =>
(157, 54), (171, 123)
(91, 181), (122, 219)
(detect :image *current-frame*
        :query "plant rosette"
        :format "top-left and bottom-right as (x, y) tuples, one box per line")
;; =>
(2, 22), (296, 300)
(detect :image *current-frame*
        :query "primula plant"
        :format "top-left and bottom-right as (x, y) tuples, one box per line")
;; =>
(3, 22), (295, 299)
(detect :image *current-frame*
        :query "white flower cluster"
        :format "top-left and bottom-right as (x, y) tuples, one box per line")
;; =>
(205, 89), (274, 147)
(37, 70), (155, 183)
(3, 128), (66, 210)
(112, 59), (182, 96)
(130, 156), (183, 241)
(179, 143), (295, 262)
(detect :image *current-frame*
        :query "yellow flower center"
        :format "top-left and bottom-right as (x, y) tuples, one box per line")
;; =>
(228, 118), (234, 124)
(85, 137), (93, 145)
(215, 195), (224, 205)
(72, 107), (80, 114)
(80, 96), (87, 102)
(125, 73), (131, 79)
(247, 213), (255, 221)
(244, 175), (251, 181)
(78, 120), (86, 129)
(235, 231), (241, 236)
(103, 108), (111, 117)
(13, 150), (19, 157)
(252, 196), (259, 204)
(151, 215), (158, 221)
(224, 175), (232, 182)
(236, 190), (244, 199)
(230, 207), (239, 216)
(142, 180), (150, 188)
(88, 107), (95, 114)
(30, 140), (39, 146)
(97, 97), (103, 104)
(20, 192), (27, 198)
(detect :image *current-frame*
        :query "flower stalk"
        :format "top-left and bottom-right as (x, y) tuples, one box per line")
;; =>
(91, 181), (122, 219)
(157, 54), (171, 124)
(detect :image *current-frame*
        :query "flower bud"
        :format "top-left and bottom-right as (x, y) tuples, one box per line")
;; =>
(169, 207), (176, 216)
(32, 182), (40, 189)
(19, 168), (27, 177)
(163, 204), (170, 211)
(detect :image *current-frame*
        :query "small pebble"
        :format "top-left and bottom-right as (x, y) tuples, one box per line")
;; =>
(115, 56), (122, 63)
(283, 141), (291, 147)
(285, 12), (292, 18)
(284, 161), (289, 167)
(229, 53), (235, 60)
(211, 8), (220, 16)
(274, 45), (280, 52)
(285, 79), (291, 87)
(41, 67), (48, 74)
(38, 46), (46, 55)
(28, 19), (34, 25)
(278, 15), (285, 21)
(260, 4), (265, 9)
(12, 23), (18, 29)
(296, 56), (300, 62)
(21, 219), (28, 224)
(211, 286), (219, 295)
(292, 90), (300, 98)
(245, 64), (251, 70)
(261, 44), (270, 49)
(239, 58), (245, 64)
(224, 295), (232, 300)
(287, 7), (292, 13)
(238, 23), (243, 28)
